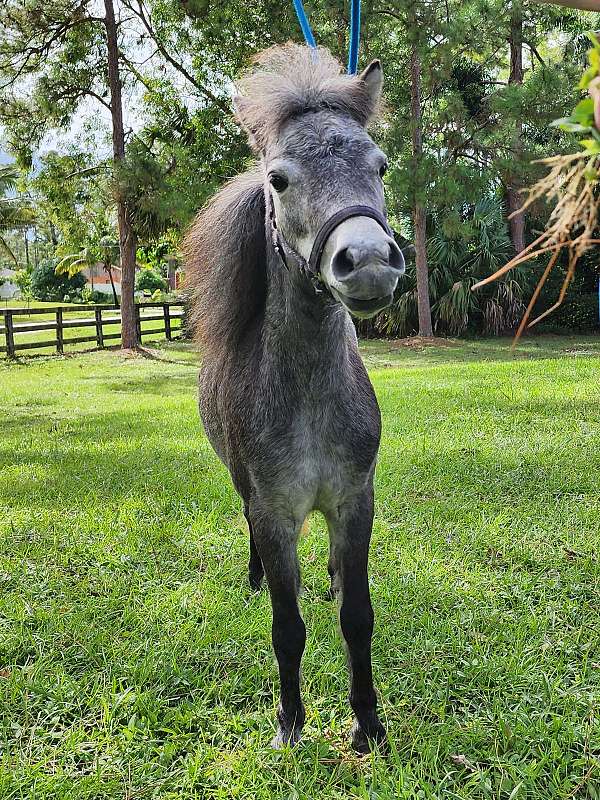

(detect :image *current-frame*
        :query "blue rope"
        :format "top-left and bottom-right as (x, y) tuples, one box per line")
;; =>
(292, 0), (317, 51)
(291, 0), (361, 74)
(347, 0), (361, 74)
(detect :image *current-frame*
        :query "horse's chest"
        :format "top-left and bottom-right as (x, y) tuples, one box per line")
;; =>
(256, 403), (378, 520)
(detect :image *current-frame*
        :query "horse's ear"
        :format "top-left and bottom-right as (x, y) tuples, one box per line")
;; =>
(233, 95), (262, 152)
(357, 60), (383, 124)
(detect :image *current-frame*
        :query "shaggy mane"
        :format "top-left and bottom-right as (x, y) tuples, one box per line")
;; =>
(183, 167), (266, 353)
(235, 44), (381, 149)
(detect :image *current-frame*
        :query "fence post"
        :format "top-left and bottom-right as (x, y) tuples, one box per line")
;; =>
(163, 303), (172, 340)
(56, 309), (64, 354)
(5, 311), (15, 359)
(95, 306), (104, 348)
(135, 304), (142, 343)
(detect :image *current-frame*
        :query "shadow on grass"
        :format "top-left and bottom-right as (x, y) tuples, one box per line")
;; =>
(2, 387), (599, 517)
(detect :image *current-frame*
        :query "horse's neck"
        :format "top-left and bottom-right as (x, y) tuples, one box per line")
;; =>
(261, 250), (353, 378)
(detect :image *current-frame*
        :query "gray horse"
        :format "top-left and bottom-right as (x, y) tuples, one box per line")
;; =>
(184, 44), (404, 752)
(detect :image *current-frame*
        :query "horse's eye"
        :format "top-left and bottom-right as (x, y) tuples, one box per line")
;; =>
(379, 161), (388, 178)
(269, 173), (289, 193)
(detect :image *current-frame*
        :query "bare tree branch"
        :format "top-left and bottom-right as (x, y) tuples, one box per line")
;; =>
(525, 40), (547, 67)
(119, 0), (230, 114)
(531, 0), (600, 9)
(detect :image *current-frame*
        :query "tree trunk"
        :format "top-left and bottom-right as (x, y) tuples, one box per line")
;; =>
(507, 2), (525, 255)
(105, 260), (119, 307)
(410, 39), (433, 337)
(104, 0), (138, 348)
(24, 230), (30, 269)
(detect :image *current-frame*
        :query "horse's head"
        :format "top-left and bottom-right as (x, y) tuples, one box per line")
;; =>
(234, 45), (404, 318)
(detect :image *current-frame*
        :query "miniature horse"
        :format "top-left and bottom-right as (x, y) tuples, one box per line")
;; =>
(184, 44), (404, 752)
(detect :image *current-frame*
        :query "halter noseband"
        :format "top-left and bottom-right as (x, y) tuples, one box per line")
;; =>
(268, 193), (395, 292)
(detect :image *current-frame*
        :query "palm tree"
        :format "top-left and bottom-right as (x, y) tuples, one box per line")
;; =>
(0, 164), (33, 266)
(378, 197), (528, 337)
(56, 235), (121, 306)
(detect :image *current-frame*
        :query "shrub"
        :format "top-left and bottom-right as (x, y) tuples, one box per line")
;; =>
(377, 197), (522, 338)
(551, 291), (599, 332)
(14, 268), (32, 300)
(30, 259), (86, 302)
(136, 268), (166, 294)
(81, 287), (111, 304)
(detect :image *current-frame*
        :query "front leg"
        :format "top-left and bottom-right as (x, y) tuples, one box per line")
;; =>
(249, 504), (306, 747)
(328, 483), (386, 753)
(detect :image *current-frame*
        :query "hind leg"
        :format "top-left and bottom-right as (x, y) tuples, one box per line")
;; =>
(325, 549), (340, 600)
(245, 503), (264, 591)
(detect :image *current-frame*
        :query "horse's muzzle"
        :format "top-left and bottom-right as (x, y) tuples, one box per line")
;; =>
(328, 241), (404, 318)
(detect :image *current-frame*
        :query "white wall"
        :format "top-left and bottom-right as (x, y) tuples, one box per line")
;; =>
(0, 268), (19, 299)
(87, 280), (122, 296)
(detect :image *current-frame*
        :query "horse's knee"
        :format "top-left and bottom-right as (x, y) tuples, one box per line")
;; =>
(272, 606), (306, 661)
(340, 598), (374, 646)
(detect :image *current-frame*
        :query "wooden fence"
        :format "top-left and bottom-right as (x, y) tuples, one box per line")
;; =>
(0, 301), (185, 359)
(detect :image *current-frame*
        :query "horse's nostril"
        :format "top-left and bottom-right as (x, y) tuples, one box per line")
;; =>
(389, 241), (405, 273)
(331, 247), (356, 279)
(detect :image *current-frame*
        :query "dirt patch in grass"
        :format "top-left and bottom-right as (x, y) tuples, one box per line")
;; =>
(389, 335), (459, 350)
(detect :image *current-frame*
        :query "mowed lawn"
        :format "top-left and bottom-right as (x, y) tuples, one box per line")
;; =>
(0, 337), (599, 799)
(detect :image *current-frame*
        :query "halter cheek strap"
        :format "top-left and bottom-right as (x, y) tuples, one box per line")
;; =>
(268, 193), (394, 290)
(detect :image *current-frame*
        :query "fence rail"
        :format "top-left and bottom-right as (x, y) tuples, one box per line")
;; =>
(0, 301), (185, 359)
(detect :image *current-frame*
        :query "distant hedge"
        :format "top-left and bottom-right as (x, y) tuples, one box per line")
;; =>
(30, 260), (86, 302)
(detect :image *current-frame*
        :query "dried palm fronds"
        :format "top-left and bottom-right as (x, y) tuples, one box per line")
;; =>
(472, 33), (600, 346)
(472, 151), (600, 345)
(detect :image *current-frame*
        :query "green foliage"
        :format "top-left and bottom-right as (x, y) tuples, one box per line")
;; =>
(0, 164), (34, 265)
(80, 287), (112, 304)
(55, 246), (97, 278)
(136, 267), (167, 294)
(552, 33), (600, 155)
(13, 268), (32, 300)
(379, 198), (525, 336)
(30, 258), (86, 302)
(550, 290), (599, 331)
(578, 31), (600, 90)
(136, 238), (176, 273)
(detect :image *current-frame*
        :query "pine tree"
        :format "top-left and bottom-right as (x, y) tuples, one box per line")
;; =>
(0, 0), (231, 346)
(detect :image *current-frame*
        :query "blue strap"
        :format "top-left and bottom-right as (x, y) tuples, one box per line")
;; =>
(292, 0), (317, 51)
(347, 0), (361, 74)
(292, 0), (361, 74)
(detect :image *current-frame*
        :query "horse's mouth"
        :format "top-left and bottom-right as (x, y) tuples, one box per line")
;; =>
(331, 289), (394, 318)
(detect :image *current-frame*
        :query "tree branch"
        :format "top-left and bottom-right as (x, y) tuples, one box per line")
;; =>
(119, 0), (230, 114)
(525, 40), (546, 68)
(84, 89), (112, 110)
(0, 14), (97, 91)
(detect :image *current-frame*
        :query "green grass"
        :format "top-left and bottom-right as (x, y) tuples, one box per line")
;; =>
(0, 299), (85, 309)
(0, 337), (598, 799)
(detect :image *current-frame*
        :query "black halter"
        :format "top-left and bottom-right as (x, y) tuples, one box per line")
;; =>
(268, 193), (395, 293)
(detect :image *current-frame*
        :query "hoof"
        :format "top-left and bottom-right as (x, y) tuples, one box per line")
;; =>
(271, 725), (302, 749)
(350, 719), (388, 754)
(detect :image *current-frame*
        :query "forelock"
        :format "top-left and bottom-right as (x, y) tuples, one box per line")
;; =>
(234, 44), (381, 151)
